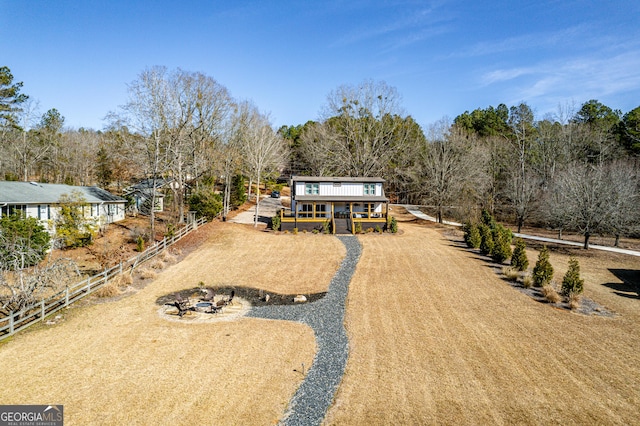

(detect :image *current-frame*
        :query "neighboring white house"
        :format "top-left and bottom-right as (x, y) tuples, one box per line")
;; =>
(281, 176), (389, 234)
(0, 181), (127, 233)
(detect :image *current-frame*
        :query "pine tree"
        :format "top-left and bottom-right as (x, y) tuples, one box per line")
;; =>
(561, 257), (584, 296)
(532, 246), (553, 287)
(511, 238), (529, 271)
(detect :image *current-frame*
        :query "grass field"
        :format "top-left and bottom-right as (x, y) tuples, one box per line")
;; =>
(1, 218), (639, 425)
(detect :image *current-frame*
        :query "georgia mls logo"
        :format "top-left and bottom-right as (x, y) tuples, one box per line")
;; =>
(0, 405), (63, 426)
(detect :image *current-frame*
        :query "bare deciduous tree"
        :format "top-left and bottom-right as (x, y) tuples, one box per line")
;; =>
(0, 256), (80, 316)
(236, 103), (288, 227)
(414, 120), (487, 223)
(301, 80), (418, 177)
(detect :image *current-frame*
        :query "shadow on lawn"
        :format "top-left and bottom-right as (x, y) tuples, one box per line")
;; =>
(603, 269), (640, 299)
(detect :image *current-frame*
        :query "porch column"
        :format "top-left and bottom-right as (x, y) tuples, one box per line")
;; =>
(349, 202), (354, 234)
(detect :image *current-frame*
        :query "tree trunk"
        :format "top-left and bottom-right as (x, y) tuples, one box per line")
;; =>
(437, 206), (442, 224)
(614, 234), (620, 247)
(558, 228), (563, 240)
(517, 217), (523, 234)
(583, 231), (590, 250)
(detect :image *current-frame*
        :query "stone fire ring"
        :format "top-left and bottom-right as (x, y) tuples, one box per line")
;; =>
(158, 297), (251, 323)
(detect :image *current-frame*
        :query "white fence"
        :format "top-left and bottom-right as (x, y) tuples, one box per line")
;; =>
(0, 217), (207, 341)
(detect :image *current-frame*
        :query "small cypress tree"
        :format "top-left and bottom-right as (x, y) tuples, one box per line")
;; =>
(388, 216), (398, 233)
(532, 246), (554, 287)
(561, 257), (584, 296)
(479, 223), (494, 255)
(490, 223), (512, 263)
(511, 238), (529, 271)
(463, 222), (481, 249)
(481, 209), (495, 227)
(468, 223), (481, 248)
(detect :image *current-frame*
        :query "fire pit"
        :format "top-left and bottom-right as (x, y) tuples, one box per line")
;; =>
(194, 301), (216, 313)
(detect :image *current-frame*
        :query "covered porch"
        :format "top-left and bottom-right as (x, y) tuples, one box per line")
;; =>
(280, 200), (389, 234)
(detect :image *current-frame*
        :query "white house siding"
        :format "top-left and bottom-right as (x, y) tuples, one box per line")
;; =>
(296, 181), (383, 197)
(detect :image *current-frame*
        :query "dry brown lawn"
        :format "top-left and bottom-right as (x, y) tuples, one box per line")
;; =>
(0, 222), (344, 425)
(2, 218), (639, 425)
(325, 222), (640, 425)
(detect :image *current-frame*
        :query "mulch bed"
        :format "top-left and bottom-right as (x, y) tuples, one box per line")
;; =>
(156, 286), (327, 307)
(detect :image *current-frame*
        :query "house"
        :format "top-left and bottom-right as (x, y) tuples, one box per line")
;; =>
(281, 176), (389, 234)
(123, 178), (168, 214)
(0, 181), (127, 232)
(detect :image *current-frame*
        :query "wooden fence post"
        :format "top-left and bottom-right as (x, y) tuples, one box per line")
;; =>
(41, 300), (45, 322)
(65, 287), (69, 307)
(9, 312), (14, 334)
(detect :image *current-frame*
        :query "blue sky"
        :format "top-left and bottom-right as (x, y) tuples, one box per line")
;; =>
(2, 0), (639, 131)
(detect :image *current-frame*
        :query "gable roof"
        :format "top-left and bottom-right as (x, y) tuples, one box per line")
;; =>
(0, 181), (126, 204)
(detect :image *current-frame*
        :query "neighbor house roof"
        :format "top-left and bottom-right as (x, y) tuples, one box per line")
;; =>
(291, 176), (385, 183)
(0, 181), (126, 204)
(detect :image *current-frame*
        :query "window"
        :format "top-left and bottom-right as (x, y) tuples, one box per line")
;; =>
(316, 204), (328, 218)
(305, 183), (319, 195)
(38, 205), (49, 220)
(363, 183), (375, 195)
(6, 205), (26, 217)
(299, 203), (313, 218)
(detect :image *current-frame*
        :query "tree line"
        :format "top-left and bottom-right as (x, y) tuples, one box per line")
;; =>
(2, 66), (639, 247)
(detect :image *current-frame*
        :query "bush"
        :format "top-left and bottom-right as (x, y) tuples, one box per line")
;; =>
(481, 209), (495, 227)
(532, 246), (554, 287)
(561, 257), (584, 297)
(522, 274), (533, 288)
(230, 174), (247, 208)
(502, 266), (519, 281)
(510, 238), (529, 271)
(136, 235), (145, 252)
(188, 190), (223, 220)
(323, 220), (331, 234)
(478, 223), (494, 255)
(463, 222), (481, 248)
(388, 216), (398, 233)
(490, 223), (512, 263)
(55, 190), (97, 248)
(542, 284), (561, 303)
(271, 214), (281, 231)
(354, 222), (362, 234)
(568, 293), (582, 310)
(374, 225), (382, 233)
(0, 212), (51, 269)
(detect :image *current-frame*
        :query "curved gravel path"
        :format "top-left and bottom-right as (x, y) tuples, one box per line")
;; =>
(247, 235), (361, 426)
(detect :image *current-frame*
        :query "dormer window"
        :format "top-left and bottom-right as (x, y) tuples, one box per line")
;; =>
(363, 183), (375, 195)
(305, 183), (319, 195)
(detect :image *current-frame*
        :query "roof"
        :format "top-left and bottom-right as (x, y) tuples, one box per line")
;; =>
(0, 181), (126, 204)
(126, 178), (172, 191)
(290, 176), (385, 183)
(294, 195), (389, 203)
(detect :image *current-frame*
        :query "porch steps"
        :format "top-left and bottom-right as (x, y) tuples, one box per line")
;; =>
(333, 218), (351, 234)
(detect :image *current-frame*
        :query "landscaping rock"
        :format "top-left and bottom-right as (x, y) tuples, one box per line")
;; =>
(293, 295), (307, 303)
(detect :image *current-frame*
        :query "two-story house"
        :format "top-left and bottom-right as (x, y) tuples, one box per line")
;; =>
(281, 176), (389, 234)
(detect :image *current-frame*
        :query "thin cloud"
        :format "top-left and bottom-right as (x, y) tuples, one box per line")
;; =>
(482, 49), (640, 112)
(450, 25), (587, 58)
(331, 3), (449, 48)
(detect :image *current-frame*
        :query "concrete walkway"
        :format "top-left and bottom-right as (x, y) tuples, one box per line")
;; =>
(400, 205), (640, 258)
